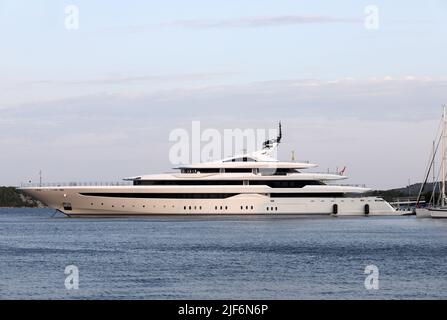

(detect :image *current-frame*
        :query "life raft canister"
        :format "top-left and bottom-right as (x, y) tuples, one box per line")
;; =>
(333, 203), (338, 214)
(364, 204), (370, 215)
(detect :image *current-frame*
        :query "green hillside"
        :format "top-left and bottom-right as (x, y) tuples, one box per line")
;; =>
(0, 186), (43, 207)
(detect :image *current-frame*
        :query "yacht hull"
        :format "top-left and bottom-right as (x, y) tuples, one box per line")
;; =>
(415, 208), (432, 218)
(429, 208), (447, 218)
(20, 186), (400, 217)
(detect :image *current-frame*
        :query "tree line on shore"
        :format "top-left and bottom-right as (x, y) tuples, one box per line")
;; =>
(0, 187), (42, 207)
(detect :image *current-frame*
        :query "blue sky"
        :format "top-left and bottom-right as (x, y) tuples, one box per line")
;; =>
(1, 0), (447, 188)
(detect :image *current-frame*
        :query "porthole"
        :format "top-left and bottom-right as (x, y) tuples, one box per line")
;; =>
(251, 206), (253, 210)
(266, 207), (269, 211)
(215, 206), (218, 210)
(91, 203), (93, 206)
(184, 206), (186, 210)
(240, 206), (243, 210)
(225, 206), (228, 210)
(220, 206), (222, 210)
(122, 205), (125, 208)
(189, 206), (191, 210)
(246, 206), (248, 210)
(101, 203), (104, 206)
(199, 206), (202, 210)
(143, 205), (145, 208)
(112, 205), (114, 208)
(275, 207), (278, 211)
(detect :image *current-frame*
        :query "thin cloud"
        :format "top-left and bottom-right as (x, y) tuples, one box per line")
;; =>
(165, 15), (362, 28)
(22, 72), (238, 86)
(104, 15), (362, 33)
(4, 76), (447, 123)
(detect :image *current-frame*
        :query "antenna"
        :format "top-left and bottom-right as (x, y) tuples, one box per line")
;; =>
(277, 121), (282, 143)
(39, 170), (42, 187)
(262, 121), (283, 149)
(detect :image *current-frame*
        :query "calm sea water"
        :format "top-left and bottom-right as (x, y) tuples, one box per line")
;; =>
(1, 208), (447, 299)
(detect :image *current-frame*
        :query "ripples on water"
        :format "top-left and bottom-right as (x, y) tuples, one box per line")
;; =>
(1, 208), (447, 299)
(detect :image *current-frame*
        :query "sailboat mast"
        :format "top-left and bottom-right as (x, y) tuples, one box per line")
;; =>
(433, 140), (436, 184)
(442, 106), (446, 207)
(432, 140), (436, 206)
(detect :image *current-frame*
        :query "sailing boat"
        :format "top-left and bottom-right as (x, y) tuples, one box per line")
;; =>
(415, 106), (446, 218)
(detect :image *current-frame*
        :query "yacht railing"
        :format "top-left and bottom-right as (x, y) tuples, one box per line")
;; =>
(390, 196), (425, 204)
(327, 183), (367, 188)
(307, 171), (344, 175)
(19, 181), (133, 188)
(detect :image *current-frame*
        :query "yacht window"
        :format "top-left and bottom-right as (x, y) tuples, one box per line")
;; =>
(225, 168), (253, 173)
(271, 193), (344, 198)
(134, 180), (243, 186)
(248, 180), (325, 188)
(81, 192), (239, 199)
(225, 157), (256, 162)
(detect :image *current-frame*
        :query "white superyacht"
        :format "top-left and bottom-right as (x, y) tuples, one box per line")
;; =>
(20, 125), (398, 217)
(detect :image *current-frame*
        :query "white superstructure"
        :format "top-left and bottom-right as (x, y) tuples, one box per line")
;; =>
(20, 124), (398, 217)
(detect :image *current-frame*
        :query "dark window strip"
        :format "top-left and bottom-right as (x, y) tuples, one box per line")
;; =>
(80, 192), (345, 199)
(133, 180), (324, 187)
(271, 193), (344, 198)
(80, 193), (238, 199)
